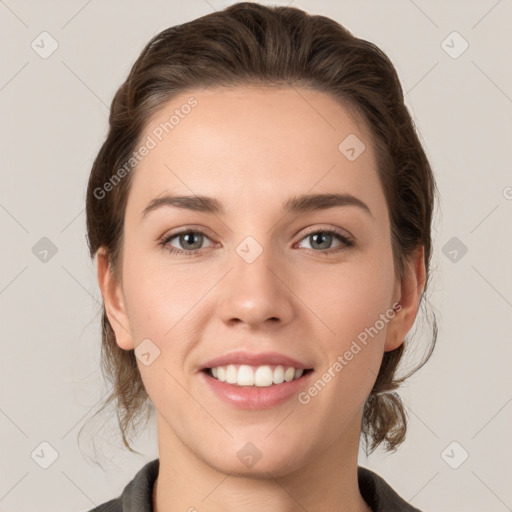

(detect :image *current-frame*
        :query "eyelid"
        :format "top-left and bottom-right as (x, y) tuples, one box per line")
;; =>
(159, 224), (217, 242)
(298, 224), (353, 240)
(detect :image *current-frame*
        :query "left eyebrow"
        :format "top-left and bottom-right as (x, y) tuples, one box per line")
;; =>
(140, 192), (373, 219)
(283, 193), (373, 219)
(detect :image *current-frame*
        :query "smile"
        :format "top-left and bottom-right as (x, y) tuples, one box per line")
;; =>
(206, 364), (312, 387)
(201, 366), (314, 410)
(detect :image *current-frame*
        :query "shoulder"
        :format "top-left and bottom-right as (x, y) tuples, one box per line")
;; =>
(358, 466), (422, 512)
(84, 459), (159, 512)
(86, 498), (122, 512)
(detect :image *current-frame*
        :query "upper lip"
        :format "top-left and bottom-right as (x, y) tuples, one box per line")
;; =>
(200, 351), (313, 370)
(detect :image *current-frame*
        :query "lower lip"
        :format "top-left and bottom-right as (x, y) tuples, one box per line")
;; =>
(200, 370), (314, 410)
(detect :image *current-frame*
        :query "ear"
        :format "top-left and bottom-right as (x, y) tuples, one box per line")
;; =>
(384, 245), (426, 352)
(96, 247), (135, 350)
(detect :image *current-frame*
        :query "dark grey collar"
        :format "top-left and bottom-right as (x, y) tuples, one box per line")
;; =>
(88, 458), (422, 512)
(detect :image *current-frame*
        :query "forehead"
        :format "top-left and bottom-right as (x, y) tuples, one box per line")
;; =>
(126, 86), (384, 220)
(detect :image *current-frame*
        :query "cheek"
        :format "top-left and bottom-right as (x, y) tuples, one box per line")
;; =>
(122, 257), (205, 405)
(123, 250), (208, 340)
(121, 255), (218, 398)
(296, 258), (395, 423)
(299, 253), (395, 348)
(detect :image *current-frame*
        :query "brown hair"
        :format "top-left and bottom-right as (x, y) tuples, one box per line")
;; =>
(83, 2), (438, 456)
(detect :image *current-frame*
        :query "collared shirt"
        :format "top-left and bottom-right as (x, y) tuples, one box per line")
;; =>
(87, 458), (421, 512)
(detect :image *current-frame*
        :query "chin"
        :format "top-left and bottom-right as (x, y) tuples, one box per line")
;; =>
(202, 439), (308, 478)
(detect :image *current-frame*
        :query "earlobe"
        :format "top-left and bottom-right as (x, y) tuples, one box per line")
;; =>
(384, 246), (426, 352)
(95, 247), (135, 351)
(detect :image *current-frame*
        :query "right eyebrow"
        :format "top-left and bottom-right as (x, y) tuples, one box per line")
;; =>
(140, 194), (224, 218)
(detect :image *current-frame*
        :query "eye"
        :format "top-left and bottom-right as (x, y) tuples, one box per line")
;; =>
(159, 229), (214, 256)
(296, 227), (354, 253)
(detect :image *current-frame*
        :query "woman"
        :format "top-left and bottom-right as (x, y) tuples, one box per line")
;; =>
(84, 2), (438, 511)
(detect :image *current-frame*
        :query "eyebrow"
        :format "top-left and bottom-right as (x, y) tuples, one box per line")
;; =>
(140, 192), (373, 219)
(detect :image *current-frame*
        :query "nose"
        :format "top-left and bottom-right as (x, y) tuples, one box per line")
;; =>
(217, 242), (295, 330)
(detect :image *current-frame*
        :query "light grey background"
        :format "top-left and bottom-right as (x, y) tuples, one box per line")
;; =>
(1, 1), (511, 511)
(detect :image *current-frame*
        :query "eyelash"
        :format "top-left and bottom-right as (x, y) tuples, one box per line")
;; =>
(158, 226), (354, 257)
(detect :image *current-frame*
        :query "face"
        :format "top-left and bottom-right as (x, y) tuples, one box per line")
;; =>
(98, 86), (422, 477)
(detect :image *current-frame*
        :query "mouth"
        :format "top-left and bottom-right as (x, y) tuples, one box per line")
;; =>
(200, 363), (315, 409)
(202, 365), (314, 387)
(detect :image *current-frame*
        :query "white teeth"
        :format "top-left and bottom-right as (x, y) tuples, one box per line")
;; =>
(273, 365), (285, 384)
(226, 364), (237, 384)
(237, 365), (255, 386)
(284, 367), (295, 382)
(209, 364), (307, 386)
(254, 365), (273, 387)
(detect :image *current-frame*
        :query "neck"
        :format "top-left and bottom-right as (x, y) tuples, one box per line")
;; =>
(153, 413), (371, 512)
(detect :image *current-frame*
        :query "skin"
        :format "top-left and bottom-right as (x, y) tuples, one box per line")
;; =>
(96, 86), (425, 512)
